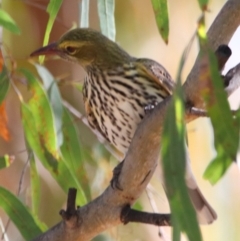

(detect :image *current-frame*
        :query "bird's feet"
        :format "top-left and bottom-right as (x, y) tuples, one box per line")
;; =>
(120, 204), (131, 224)
(110, 160), (125, 190)
(144, 101), (159, 114)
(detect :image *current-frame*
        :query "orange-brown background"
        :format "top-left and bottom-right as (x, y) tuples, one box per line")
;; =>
(0, 0), (240, 240)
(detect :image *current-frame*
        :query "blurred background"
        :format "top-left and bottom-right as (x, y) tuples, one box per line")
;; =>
(0, 0), (240, 240)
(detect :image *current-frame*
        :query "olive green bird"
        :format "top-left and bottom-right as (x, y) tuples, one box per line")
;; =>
(30, 28), (217, 224)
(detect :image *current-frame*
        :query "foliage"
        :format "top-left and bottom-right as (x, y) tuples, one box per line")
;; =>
(0, 1), (239, 241)
(0, 9), (20, 34)
(151, 0), (169, 43)
(197, 17), (240, 184)
(162, 37), (202, 241)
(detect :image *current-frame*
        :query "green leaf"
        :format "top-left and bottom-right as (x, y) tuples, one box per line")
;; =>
(20, 69), (88, 204)
(21, 102), (87, 205)
(34, 64), (63, 148)
(21, 103), (47, 163)
(61, 109), (91, 200)
(197, 19), (239, 184)
(151, 0), (169, 43)
(80, 0), (90, 27)
(21, 68), (58, 157)
(0, 9), (20, 34)
(29, 152), (41, 215)
(33, 65), (89, 201)
(0, 155), (12, 169)
(97, 0), (115, 41)
(172, 216), (181, 241)
(197, 0), (209, 11)
(40, 0), (63, 63)
(45, 150), (88, 205)
(0, 186), (43, 240)
(162, 41), (202, 241)
(203, 147), (232, 184)
(0, 65), (10, 104)
(204, 52), (238, 183)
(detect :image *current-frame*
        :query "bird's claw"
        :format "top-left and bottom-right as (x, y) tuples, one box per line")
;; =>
(110, 160), (125, 190)
(120, 204), (131, 224)
(144, 101), (159, 114)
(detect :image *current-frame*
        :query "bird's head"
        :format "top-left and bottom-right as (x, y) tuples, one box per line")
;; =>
(30, 28), (132, 70)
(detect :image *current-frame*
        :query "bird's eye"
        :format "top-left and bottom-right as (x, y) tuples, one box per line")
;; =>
(65, 46), (77, 55)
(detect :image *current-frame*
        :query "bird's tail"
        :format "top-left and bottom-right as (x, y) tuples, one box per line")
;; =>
(185, 161), (217, 224)
(157, 145), (217, 224)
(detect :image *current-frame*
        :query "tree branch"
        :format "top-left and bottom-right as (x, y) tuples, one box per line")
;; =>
(31, 1), (240, 241)
(183, 0), (240, 114)
(120, 205), (171, 226)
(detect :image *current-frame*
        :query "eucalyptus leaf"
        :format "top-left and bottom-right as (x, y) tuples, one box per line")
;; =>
(197, 19), (239, 184)
(151, 0), (169, 43)
(162, 37), (202, 241)
(0, 9), (20, 34)
(97, 0), (115, 41)
(80, 0), (90, 27)
(21, 68), (58, 157)
(0, 187), (43, 240)
(29, 152), (41, 215)
(40, 0), (63, 63)
(21, 102), (87, 205)
(34, 64), (63, 148)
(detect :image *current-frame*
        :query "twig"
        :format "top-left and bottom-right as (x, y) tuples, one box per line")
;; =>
(120, 205), (171, 226)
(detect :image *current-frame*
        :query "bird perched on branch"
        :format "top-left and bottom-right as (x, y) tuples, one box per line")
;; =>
(30, 28), (217, 224)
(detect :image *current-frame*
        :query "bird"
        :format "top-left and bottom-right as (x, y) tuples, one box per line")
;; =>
(30, 28), (217, 224)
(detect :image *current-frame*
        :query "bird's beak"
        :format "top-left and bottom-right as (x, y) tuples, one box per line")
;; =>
(30, 42), (59, 57)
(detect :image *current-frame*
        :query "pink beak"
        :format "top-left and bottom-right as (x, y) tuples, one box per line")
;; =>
(30, 42), (59, 57)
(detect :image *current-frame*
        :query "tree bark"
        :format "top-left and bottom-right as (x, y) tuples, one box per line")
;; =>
(31, 1), (240, 240)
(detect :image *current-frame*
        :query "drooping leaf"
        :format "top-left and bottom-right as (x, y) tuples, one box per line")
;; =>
(61, 109), (91, 200)
(0, 9), (20, 34)
(21, 67), (88, 204)
(151, 0), (169, 43)
(40, 0), (63, 63)
(0, 187), (44, 240)
(34, 64), (63, 148)
(80, 0), (90, 27)
(29, 152), (41, 216)
(43, 149), (88, 205)
(197, 18), (239, 184)
(21, 102), (87, 205)
(21, 68), (58, 157)
(162, 39), (202, 241)
(203, 51), (239, 183)
(203, 148), (232, 184)
(97, 0), (115, 41)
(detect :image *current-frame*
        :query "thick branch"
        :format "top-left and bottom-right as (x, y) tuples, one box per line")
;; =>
(31, 1), (240, 241)
(183, 0), (240, 114)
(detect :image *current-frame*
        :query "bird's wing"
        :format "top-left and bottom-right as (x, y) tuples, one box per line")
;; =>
(136, 58), (175, 95)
